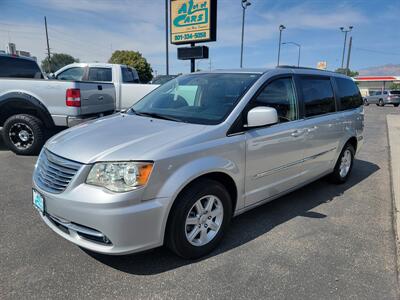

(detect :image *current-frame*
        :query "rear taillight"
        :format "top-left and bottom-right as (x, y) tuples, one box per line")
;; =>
(66, 88), (81, 107)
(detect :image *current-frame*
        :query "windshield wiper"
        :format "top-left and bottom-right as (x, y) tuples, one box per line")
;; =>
(132, 111), (184, 122)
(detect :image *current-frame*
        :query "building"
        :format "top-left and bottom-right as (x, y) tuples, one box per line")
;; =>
(16, 50), (31, 57)
(6, 42), (16, 55)
(354, 76), (400, 97)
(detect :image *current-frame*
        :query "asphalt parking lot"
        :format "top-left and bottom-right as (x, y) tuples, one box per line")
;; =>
(1, 106), (399, 299)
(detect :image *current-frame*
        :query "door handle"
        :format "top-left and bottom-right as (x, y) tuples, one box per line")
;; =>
(98, 96), (104, 101)
(291, 129), (305, 137)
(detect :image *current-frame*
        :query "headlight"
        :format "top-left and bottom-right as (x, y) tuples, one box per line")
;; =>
(86, 162), (153, 192)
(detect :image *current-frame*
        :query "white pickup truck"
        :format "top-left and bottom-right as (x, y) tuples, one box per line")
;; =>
(0, 55), (116, 155)
(54, 63), (159, 110)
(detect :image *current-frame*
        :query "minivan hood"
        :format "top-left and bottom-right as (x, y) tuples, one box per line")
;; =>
(46, 114), (206, 164)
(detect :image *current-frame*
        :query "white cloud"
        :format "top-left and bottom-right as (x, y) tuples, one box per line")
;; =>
(259, 4), (365, 30)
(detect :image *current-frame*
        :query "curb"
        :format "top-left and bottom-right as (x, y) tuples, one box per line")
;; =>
(387, 114), (400, 283)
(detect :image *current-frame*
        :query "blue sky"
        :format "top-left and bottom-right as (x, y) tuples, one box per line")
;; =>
(0, 0), (399, 75)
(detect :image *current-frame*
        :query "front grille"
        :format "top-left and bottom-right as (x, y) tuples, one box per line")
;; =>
(34, 149), (82, 194)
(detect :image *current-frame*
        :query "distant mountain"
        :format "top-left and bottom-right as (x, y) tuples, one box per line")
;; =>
(358, 64), (400, 76)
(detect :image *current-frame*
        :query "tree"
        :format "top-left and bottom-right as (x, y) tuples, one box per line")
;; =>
(335, 68), (359, 77)
(41, 53), (79, 73)
(109, 50), (153, 83)
(389, 82), (400, 90)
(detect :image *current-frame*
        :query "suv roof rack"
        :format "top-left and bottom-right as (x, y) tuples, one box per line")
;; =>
(277, 65), (338, 74)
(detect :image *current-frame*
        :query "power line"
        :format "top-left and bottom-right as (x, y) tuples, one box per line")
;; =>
(354, 47), (399, 56)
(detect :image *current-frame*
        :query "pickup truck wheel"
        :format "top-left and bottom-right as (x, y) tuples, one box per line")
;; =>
(329, 144), (355, 184)
(2, 114), (45, 155)
(378, 99), (384, 106)
(363, 99), (369, 106)
(166, 179), (232, 259)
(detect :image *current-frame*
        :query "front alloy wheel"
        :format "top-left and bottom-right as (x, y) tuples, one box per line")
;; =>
(185, 195), (224, 246)
(166, 179), (232, 259)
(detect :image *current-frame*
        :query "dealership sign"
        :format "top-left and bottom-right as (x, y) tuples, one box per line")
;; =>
(170, 0), (217, 45)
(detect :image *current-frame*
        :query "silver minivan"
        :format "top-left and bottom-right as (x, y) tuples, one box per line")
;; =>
(32, 67), (364, 259)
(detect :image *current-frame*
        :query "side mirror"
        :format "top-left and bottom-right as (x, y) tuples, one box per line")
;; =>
(246, 106), (278, 128)
(48, 73), (55, 79)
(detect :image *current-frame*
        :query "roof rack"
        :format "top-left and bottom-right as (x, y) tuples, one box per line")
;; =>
(277, 65), (335, 72)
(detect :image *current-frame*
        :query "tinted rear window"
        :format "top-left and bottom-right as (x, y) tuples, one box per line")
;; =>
(335, 77), (363, 110)
(300, 76), (336, 117)
(88, 67), (112, 81)
(390, 91), (400, 95)
(121, 67), (139, 83)
(0, 56), (43, 79)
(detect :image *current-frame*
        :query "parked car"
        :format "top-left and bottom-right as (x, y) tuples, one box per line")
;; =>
(53, 63), (159, 111)
(32, 67), (364, 259)
(0, 55), (116, 155)
(363, 90), (400, 107)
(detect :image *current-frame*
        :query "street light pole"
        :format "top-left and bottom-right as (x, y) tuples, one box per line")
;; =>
(277, 24), (286, 66)
(340, 26), (353, 69)
(240, 0), (251, 68)
(282, 42), (301, 67)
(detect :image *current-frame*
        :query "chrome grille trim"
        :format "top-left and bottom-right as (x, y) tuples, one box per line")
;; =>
(33, 149), (83, 194)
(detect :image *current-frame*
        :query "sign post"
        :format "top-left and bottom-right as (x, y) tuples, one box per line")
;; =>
(170, 0), (217, 72)
(190, 43), (196, 72)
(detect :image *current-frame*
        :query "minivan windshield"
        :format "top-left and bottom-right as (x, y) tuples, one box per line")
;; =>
(130, 73), (260, 125)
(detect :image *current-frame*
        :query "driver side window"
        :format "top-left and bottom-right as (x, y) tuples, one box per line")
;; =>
(252, 77), (298, 122)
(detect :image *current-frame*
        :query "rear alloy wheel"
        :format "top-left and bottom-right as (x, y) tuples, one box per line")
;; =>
(2, 114), (45, 155)
(363, 99), (369, 106)
(166, 179), (232, 259)
(379, 99), (384, 106)
(329, 144), (355, 184)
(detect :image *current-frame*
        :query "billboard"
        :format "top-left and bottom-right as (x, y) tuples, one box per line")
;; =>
(170, 0), (217, 45)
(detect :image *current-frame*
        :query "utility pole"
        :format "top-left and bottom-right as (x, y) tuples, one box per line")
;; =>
(340, 26), (353, 69)
(44, 16), (51, 73)
(277, 24), (286, 66)
(165, 0), (169, 75)
(240, 0), (251, 68)
(346, 36), (353, 76)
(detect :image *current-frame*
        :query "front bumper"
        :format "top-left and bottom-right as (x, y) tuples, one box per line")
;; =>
(32, 179), (171, 255)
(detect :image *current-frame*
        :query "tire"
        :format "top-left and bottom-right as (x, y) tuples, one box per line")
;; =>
(2, 114), (46, 155)
(329, 143), (355, 184)
(363, 99), (369, 106)
(394, 104), (399, 107)
(166, 179), (232, 259)
(379, 99), (384, 107)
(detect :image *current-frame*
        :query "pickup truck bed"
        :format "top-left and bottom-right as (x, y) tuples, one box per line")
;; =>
(0, 78), (115, 155)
